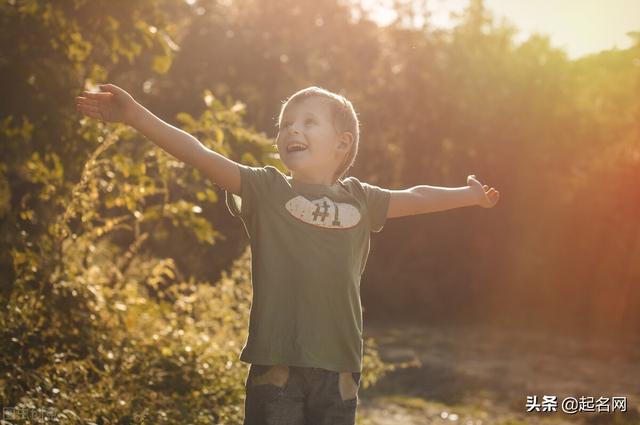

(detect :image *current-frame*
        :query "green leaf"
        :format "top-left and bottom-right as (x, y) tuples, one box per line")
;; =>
(152, 54), (172, 74)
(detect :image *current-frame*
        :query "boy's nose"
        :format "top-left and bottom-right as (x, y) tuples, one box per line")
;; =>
(287, 125), (302, 135)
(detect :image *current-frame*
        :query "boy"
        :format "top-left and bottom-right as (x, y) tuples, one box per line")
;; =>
(76, 84), (499, 425)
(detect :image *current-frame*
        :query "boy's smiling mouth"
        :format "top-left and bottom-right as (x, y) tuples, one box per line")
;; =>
(286, 142), (308, 153)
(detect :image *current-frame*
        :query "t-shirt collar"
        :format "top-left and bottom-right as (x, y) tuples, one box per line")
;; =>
(287, 176), (344, 196)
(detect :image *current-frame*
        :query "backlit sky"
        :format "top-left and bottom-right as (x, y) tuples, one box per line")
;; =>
(359, 0), (640, 60)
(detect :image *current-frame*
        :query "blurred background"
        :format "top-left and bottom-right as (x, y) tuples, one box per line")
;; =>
(1, 0), (638, 423)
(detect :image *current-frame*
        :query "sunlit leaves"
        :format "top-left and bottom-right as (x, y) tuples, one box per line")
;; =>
(23, 152), (64, 202)
(16, 0), (39, 15)
(153, 53), (173, 74)
(176, 89), (276, 166)
(176, 111), (197, 129)
(195, 188), (218, 203)
(1, 115), (34, 141)
(148, 258), (178, 290)
(151, 29), (179, 74)
(161, 199), (222, 245)
(67, 31), (92, 64)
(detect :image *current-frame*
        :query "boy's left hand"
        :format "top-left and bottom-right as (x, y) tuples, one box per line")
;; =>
(467, 174), (500, 208)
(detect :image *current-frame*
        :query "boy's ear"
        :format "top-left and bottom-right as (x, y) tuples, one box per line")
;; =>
(338, 131), (354, 150)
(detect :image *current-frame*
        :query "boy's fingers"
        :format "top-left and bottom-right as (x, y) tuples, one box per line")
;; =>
(77, 97), (98, 108)
(81, 109), (102, 120)
(99, 83), (126, 96)
(99, 83), (117, 93)
(80, 104), (100, 114)
(82, 91), (112, 100)
(81, 91), (100, 99)
(76, 100), (98, 111)
(78, 106), (104, 121)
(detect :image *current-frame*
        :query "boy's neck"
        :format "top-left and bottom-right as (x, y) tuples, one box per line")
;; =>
(290, 171), (337, 187)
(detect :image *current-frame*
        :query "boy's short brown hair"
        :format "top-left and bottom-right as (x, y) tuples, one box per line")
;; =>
(276, 86), (359, 184)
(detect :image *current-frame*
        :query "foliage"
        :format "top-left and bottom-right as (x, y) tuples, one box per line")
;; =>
(1, 96), (225, 422)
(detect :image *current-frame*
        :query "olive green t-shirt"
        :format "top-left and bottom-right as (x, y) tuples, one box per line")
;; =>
(225, 165), (391, 373)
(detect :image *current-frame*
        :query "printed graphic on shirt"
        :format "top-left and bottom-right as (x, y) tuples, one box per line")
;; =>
(285, 195), (361, 229)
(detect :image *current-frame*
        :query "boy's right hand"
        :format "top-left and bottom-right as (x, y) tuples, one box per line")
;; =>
(75, 83), (138, 125)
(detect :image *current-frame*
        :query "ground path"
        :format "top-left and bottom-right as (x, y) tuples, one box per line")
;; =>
(356, 321), (640, 425)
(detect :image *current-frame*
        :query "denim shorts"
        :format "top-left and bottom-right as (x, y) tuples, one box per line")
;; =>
(243, 364), (362, 425)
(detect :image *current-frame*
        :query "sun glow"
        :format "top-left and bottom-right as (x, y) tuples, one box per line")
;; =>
(356, 0), (640, 59)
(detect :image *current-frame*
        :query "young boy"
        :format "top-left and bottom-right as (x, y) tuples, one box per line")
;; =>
(76, 84), (499, 425)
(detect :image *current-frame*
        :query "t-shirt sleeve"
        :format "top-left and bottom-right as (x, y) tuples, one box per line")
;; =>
(225, 165), (276, 218)
(360, 180), (392, 233)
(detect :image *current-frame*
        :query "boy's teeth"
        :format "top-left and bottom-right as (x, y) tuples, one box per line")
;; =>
(288, 144), (307, 152)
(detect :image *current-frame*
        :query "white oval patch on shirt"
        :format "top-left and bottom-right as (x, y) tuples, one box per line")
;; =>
(285, 195), (361, 229)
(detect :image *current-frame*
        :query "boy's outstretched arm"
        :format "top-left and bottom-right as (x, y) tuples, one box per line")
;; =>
(386, 174), (500, 219)
(76, 83), (241, 196)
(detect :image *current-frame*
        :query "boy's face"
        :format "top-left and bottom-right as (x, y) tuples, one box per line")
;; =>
(276, 97), (350, 183)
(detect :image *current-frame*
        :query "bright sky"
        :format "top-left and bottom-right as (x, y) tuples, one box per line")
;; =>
(359, 0), (640, 60)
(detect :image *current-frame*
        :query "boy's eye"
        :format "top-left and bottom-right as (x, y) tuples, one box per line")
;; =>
(281, 119), (315, 128)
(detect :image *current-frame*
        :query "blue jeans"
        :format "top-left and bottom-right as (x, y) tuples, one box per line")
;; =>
(243, 364), (361, 425)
